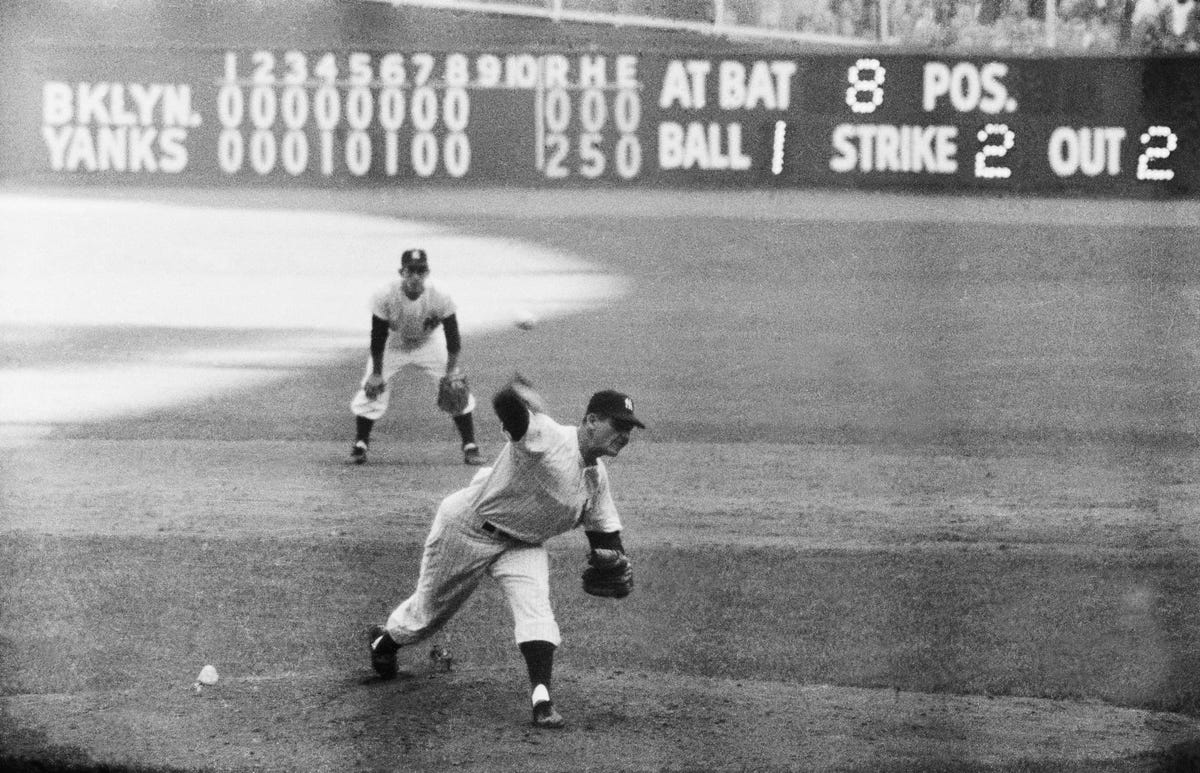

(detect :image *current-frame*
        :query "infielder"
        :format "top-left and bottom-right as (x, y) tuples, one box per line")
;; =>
(367, 376), (643, 729)
(349, 248), (482, 465)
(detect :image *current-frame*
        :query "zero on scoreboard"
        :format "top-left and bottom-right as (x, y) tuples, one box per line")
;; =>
(20, 45), (1200, 195)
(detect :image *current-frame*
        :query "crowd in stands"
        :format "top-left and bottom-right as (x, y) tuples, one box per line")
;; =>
(880, 0), (1200, 52)
(559, 0), (1200, 50)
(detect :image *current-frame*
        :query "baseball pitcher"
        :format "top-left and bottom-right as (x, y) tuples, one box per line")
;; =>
(366, 376), (644, 729)
(349, 248), (482, 465)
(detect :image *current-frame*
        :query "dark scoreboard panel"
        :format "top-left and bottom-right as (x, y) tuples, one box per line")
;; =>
(21, 47), (1200, 195)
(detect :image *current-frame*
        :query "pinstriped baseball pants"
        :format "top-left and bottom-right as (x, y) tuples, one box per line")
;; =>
(385, 487), (562, 647)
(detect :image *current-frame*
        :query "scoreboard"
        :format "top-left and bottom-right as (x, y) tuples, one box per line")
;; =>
(18, 46), (1200, 196)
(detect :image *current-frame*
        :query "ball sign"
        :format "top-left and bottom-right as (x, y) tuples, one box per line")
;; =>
(22, 46), (1200, 196)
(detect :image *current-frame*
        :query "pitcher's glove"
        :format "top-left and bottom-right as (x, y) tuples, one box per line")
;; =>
(581, 549), (633, 599)
(437, 373), (470, 414)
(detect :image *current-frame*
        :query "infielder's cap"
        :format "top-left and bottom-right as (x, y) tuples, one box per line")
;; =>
(401, 248), (430, 272)
(587, 390), (645, 429)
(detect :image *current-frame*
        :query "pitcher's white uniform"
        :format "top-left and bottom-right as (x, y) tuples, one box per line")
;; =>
(350, 278), (476, 419)
(384, 410), (621, 647)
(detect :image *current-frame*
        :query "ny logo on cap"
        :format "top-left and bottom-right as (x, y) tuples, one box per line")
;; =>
(625, 397), (634, 411)
(402, 248), (429, 268)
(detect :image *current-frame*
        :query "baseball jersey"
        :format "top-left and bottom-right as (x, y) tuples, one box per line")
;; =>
(371, 280), (457, 351)
(465, 412), (622, 544)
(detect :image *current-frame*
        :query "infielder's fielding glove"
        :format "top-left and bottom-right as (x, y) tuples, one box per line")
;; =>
(437, 373), (471, 414)
(581, 549), (633, 598)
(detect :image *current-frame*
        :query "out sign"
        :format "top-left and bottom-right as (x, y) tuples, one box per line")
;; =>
(1047, 126), (1126, 177)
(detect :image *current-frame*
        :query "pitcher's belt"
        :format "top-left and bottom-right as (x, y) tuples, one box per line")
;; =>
(481, 521), (519, 541)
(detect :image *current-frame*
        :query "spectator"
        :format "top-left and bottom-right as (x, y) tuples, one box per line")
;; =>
(1131, 0), (1199, 50)
(978, 0), (1008, 23)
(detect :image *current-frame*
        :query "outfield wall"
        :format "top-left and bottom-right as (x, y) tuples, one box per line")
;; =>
(3, 4), (1199, 196)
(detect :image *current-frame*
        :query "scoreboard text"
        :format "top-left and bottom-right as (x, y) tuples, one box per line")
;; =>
(22, 47), (1200, 195)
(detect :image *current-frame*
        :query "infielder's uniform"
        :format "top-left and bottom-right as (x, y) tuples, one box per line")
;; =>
(349, 247), (480, 465)
(369, 381), (644, 729)
(350, 280), (477, 420)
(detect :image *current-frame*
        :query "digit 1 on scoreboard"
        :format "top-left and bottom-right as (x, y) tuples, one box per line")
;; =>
(771, 120), (786, 175)
(223, 51), (239, 83)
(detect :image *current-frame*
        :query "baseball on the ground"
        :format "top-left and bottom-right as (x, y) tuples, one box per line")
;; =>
(513, 308), (538, 331)
(197, 664), (219, 685)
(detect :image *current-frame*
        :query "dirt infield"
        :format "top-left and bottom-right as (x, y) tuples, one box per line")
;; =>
(4, 186), (1200, 771)
(4, 439), (1200, 771)
(5, 660), (1199, 772)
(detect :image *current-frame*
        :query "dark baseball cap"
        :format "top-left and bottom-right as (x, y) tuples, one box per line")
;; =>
(586, 390), (645, 429)
(401, 248), (429, 272)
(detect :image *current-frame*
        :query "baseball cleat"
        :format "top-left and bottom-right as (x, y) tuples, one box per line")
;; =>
(368, 624), (399, 679)
(350, 440), (368, 465)
(531, 700), (565, 729)
(462, 443), (483, 466)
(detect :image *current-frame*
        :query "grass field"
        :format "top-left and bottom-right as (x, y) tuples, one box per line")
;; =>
(3, 185), (1200, 771)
